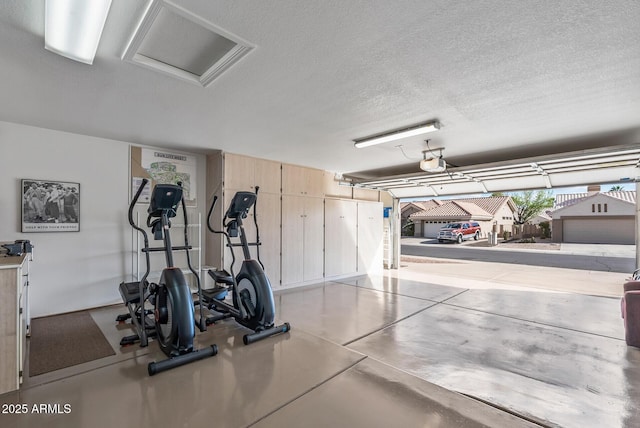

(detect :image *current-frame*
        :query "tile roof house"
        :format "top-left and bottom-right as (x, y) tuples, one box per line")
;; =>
(408, 196), (516, 238)
(400, 200), (442, 235)
(551, 190), (636, 244)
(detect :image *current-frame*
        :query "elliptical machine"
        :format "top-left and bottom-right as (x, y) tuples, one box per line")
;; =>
(202, 187), (290, 344)
(117, 179), (216, 375)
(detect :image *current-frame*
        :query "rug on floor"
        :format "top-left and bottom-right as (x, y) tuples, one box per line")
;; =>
(29, 310), (115, 376)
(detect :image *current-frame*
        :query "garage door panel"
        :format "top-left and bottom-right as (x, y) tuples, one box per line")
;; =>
(563, 219), (634, 244)
(423, 221), (448, 238)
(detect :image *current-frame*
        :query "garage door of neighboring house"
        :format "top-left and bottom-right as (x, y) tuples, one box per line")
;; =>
(562, 218), (634, 244)
(423, 221), (448, 238)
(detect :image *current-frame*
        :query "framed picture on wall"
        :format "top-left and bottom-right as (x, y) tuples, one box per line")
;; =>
(21, 179), (80, 232)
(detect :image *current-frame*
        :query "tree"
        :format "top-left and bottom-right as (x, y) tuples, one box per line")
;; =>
(491, 192), (505, 197)
(610, 185), (624, 191)
(510, 190), (554, 225)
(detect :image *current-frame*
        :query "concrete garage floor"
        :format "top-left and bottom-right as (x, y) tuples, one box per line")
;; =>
(2, 264), (639, 428)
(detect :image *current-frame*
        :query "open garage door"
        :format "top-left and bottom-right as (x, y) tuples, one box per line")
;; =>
(562, 218), (634, 244)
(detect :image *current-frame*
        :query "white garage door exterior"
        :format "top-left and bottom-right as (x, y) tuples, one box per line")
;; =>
(423, 221), (449, 238)
(562, 218), (634, 244)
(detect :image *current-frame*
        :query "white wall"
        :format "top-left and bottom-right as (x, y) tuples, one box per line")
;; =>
(0, 121), (207, 317)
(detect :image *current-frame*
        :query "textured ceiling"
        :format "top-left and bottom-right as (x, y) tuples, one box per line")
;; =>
(1, 0), (639, 184)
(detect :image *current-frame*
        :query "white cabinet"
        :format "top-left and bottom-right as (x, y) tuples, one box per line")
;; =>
(281, 196), (324, 286)
(324, 199), (358, 278)
(0, 254), (28, 394)
(357, 201), (383, 275)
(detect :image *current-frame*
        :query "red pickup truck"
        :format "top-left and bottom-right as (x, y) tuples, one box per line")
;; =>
(437, 222), (481, 244)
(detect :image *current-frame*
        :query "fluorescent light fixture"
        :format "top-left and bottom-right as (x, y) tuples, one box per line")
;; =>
(354, 121), (440, 148)
(45, 0), (113, 64)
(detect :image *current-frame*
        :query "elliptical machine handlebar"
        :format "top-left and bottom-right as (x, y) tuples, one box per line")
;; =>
(252, 186), (264, 270)
(129, 179), (151, 284)
(129, 179), (149, 230)
(207, 194), (238, 275)
(206, 195), (221, 235)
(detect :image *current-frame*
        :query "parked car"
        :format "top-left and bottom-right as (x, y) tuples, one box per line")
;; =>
(438, 222), (481, 244)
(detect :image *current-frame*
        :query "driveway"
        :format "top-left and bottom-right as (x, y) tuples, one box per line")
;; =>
(401, 237), (635, 274)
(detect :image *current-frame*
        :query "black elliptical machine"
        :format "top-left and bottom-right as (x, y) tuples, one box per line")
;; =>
(201, 187), (290, 344)
(117, 179), (216, 375)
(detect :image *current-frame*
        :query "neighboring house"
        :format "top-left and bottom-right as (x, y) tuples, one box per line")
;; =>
(531, 210), (552, 225)
(409, 196), (516, 238)
(400, 200), (442, 235)
(551, 191), (636, 244)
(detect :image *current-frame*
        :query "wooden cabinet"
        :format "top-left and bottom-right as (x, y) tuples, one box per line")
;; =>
(281, 196), (324, 286)
(207, 152), (386, 289)
(224, 153), (281, 194)
(0, 254), (27, 395)
(324, 199), (358, 278)
(282, 164), (324, 197)
(357, 201), (383, 275)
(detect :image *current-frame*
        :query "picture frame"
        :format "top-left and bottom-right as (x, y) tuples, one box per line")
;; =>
(21, 179), (80, 232)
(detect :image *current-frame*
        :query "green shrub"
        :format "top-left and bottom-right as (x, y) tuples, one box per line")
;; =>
(539, 221), (551, 239)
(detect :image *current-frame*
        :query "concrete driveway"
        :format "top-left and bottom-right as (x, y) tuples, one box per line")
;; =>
(402, 237), (635, 273)
(399, 237), (633, 297)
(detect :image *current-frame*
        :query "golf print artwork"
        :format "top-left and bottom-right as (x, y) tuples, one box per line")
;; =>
(21, 179), (80, 232)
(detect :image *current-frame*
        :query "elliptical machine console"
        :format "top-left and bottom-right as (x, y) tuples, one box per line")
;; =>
(202, 187), (290, 345)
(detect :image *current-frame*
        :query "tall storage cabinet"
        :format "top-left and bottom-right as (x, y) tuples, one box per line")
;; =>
(207, 151), (385, 290)
(357, 201), (384, 275)
(325, 198), (358, 278)
(281, 196), (324, 285)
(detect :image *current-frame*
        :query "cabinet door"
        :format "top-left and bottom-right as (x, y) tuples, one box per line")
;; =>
(303, 197), (324, 281)
(282, 164), (306, 195)
(254, 159), (281, 194)
(225, 153), (255, 190)
(357, 201), (383, 275)
(282, 164), (324, 196)
(325, 199), (357, 277)
(281, 195), (305, 285)
(305, 168), (325, 197)
(19, 286), (25, 385)
(0, 267), (19, 394)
